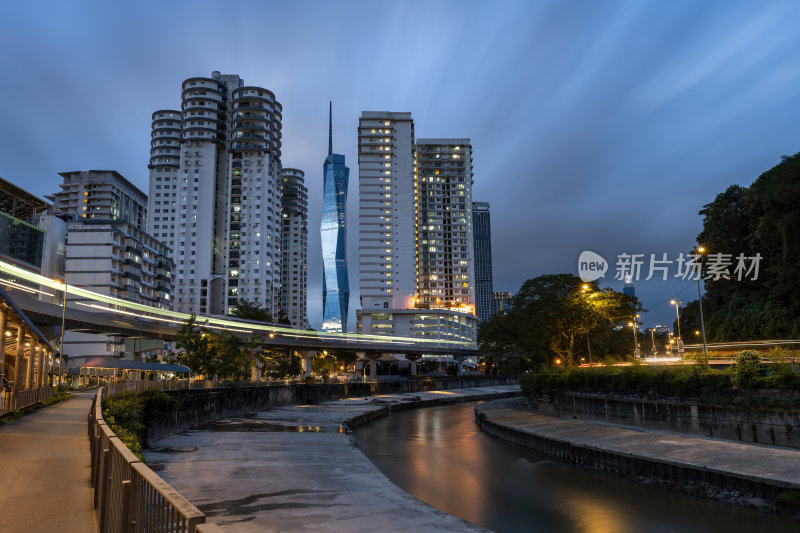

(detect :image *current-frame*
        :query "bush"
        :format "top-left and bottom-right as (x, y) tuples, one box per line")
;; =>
(103, 390), (179, 460)
(731, 350), (762, 389)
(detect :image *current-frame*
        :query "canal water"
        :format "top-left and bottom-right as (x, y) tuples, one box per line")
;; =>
(352, 401), (798, 532)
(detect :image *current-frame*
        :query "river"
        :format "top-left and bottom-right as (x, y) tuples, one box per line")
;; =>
(352, 401), (797, 532)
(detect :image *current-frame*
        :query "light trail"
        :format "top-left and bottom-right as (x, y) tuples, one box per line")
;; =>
(0, 259), (476, 349)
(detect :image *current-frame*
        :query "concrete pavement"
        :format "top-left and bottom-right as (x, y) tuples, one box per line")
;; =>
(147, 385), (520, 532)
(0, 391), (97, 532)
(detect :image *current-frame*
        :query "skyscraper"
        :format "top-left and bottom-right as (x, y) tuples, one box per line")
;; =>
(358, 111), (416, 311)
(280, 168), (308, 329)
(147, 72), (283, 317)
(414, 139), (475, 313)
(356, 112), (477, 345)
(321, 103), (349, 332)
(472, 201), (494, 324)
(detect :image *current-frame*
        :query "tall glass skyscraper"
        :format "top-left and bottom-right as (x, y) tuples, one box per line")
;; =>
(472, 202), (494, 323)
(321, 102), (350, 332)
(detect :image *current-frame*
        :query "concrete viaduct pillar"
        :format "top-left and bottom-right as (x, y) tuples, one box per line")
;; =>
(0, 309), (6, 389)
(405, 354), (422, 376)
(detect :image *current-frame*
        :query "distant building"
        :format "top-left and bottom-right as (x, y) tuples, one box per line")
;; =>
(0, 177), (66, 304)
(358, 111), (416, 310)
(623, 274), (636, 298)
(472, 202), (493, 324)
(415, 139), (475, 314)
(280, 168), (308, 329)
(321, 103), (350, 332)
(356, 112), (477, 343)
(51, 170), (173, 360)
(493, 291), (512, 314)
(146, 72), (284, 317)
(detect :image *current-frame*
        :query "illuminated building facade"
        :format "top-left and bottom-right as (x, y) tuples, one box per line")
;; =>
(280, 168), (308, 329)
(146, 71), (283, 317)
(321, 104), (349, 332)
(357, 113), (476, 344)
(414, 139), (475, 314)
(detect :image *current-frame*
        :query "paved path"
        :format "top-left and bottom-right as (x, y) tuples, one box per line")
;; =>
(0, 391), (97, 533)
(477, 398), (800, 489)
(147, 385), (520, 532)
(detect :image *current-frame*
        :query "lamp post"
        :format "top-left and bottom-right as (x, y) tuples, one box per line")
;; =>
(670, 299), (683, 355)
(582, 284), (593, 367)
(696, 246), (709, 366)
(650, 328), (657, 358)
(56, 279), (67, 387)
(628, 314), (640, 359)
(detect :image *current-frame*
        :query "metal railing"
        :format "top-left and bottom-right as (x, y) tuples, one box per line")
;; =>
(89, 390), (221, 532)
(0, 386), (54, 415)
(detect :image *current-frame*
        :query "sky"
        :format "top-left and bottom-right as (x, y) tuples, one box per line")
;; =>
(1, 0), (799, 331)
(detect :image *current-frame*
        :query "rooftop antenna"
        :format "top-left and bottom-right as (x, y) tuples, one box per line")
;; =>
(328, 100), (333, 156)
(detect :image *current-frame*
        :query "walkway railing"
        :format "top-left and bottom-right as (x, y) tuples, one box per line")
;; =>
(88, 390), (224, 533)
(0, 386), (53, 415)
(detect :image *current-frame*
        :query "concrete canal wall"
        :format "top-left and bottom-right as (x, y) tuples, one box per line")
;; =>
(528, 392), (800, 448)
(475, 398), (800, 510)
(147, 376), (518, 445)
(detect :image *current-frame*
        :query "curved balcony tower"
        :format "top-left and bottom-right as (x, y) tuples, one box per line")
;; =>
(146, 110), (181, 242)
(146, 72), (285, 317)
(321, 102), (350, 333)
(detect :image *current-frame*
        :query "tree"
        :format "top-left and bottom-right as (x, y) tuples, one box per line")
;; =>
(230, 300), (273, 323)
(175, 315), (213, 376)
(695, 152), (800, 340)
(478, 274), (640, 368)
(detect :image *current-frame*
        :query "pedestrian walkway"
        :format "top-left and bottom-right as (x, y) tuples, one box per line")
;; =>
(477, 398), (800, 490)
(0, 391), (97, 533)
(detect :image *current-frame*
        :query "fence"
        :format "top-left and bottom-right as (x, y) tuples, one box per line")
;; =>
(0, 386), (53, 415)
(88, 390), (225, 533)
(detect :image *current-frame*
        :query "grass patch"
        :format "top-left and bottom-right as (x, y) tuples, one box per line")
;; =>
(775, 489), (800, 512)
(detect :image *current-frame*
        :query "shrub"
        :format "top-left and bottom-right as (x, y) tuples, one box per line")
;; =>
(732, 350), (762, 389)
(103, 389), (179, 460)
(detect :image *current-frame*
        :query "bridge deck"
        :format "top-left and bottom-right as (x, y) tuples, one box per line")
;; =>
(0, 391), (97, 532)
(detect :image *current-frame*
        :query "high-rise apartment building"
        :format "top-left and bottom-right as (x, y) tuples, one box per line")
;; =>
(321, 103), (350, 332)
(50, 170), (173, 358)
(358, 112), (416, 311)
(357, 112), (477, 345)
(414, 139), (475, 313)
(146, 71), (283, 317)
(493, 291), (512, 314)
(280, 168), (308, 329)
(472, 201), (493, 324)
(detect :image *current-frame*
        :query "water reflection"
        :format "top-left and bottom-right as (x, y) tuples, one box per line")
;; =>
(353, 401), (797, 533)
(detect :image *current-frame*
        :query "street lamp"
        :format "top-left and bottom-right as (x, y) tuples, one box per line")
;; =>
(670, 299), (683, 355)
(582, 284), (593, 367)
(650, 328), (657, 358)
(628, 314), (640, 359)
(696, 246), (709, 366)
(55, 279), (67, 387)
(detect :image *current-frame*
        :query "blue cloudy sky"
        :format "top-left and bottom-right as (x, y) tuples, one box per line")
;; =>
(1, 1), (799, 329)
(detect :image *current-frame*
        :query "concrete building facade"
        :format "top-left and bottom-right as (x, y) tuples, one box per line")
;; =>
(358, 111), (416, 311)
(414, 139), (475, 314)
(280, 168), (308, 329)
(147, 72), (283, 317)
(357, 113), (477, 345)
(51, 170), (173, 359)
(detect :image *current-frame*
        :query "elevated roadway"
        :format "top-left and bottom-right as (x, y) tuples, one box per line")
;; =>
(0, 259), (478, 357)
